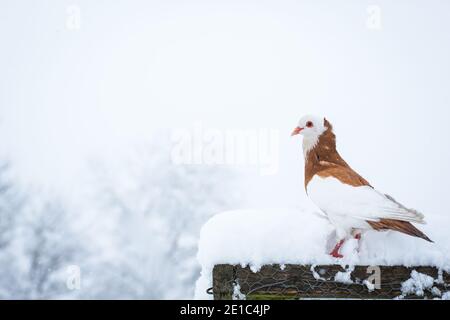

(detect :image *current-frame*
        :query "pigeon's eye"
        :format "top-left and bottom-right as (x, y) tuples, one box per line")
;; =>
(306, 121), (313, 128)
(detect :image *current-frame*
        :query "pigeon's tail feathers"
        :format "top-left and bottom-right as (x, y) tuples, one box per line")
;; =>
(368, 219), (433, 243)
(383, 193), (425, 223)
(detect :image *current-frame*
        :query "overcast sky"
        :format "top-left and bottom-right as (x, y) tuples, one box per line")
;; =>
(1, 0), (449, 217)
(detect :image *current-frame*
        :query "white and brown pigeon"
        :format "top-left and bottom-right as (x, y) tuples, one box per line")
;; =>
(291, 115), (432, 258)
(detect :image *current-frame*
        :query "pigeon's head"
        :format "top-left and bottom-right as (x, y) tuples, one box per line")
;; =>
(291, 115), (327, 138)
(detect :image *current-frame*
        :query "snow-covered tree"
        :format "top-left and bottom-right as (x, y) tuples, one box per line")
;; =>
(0, 136), (239, 299)
(0, 163), (23, 249)
(0, 163), (86, 299)
(84, 140), (239, 298)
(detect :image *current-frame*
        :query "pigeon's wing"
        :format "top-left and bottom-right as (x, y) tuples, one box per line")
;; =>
(307, 168), (425, 224)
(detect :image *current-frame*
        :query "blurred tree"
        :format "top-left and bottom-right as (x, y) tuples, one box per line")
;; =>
(0, 163), (85, 299)
(0, 136), (239, 299)
(0, 163), (23, 249)
(86, 141), (239, 298)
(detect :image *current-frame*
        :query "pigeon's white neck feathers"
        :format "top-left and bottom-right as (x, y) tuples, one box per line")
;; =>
(303, 135), (320, 158)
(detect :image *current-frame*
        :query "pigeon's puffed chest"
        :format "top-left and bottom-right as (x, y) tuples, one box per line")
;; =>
(306, 174), (372, 236)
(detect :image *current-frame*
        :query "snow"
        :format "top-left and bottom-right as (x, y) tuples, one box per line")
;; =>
(431, 287), (442, 297)
(363, 279), (375, 292)
(334, 266), (354, 284)
(397, 270), (449, 299)
(195, 207), (450, 299)
(232, 282), (246, 300)
(442, 292), (450, 300)
(400, 270), (435, 297)
(310, 265), (327, 281)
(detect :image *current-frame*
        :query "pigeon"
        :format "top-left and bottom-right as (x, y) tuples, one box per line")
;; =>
(291, 115), (432, 258)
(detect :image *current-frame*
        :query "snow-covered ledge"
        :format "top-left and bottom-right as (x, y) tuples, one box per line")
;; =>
(194, 208), (450, 300)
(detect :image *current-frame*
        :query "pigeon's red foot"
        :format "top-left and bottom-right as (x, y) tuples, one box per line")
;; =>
(329, 239), (345, 258)
(330, 251), (343, 258)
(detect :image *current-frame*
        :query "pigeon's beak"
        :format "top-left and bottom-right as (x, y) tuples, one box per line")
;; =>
(291, 127), (303, 136)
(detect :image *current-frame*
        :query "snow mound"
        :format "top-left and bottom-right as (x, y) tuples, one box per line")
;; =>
(400, 270), (435, 297)
(194, 208), (450, 299)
